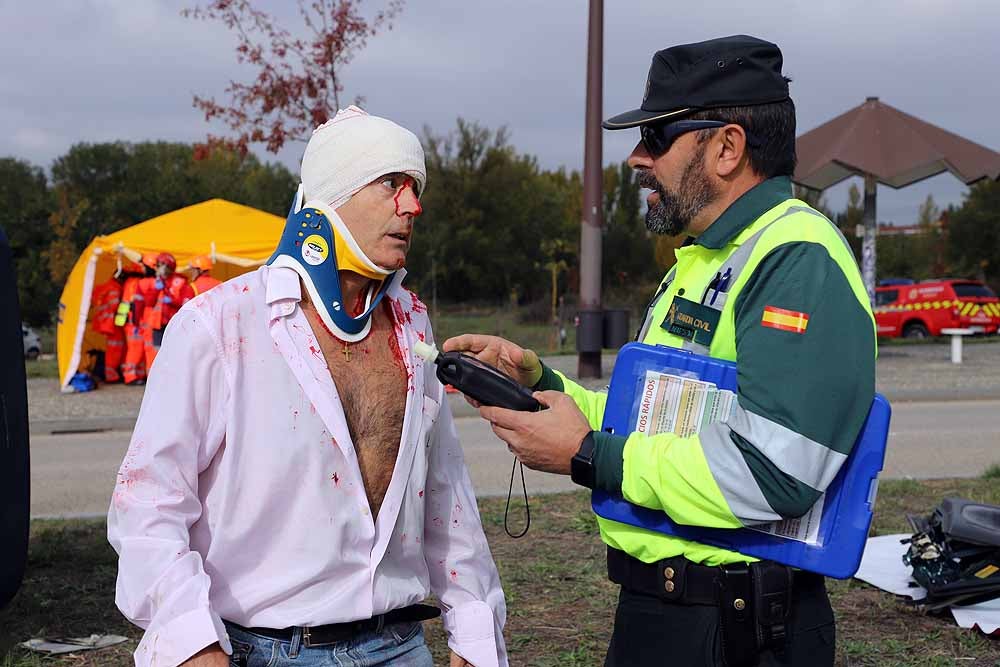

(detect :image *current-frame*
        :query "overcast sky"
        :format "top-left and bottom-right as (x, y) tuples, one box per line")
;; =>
(3, 0), (998, 225)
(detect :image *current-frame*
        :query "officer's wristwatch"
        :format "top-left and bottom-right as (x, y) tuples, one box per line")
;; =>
(571, 432), (597, 489)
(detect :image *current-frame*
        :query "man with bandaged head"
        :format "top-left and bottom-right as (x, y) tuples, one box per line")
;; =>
(109, 107), (508, 667)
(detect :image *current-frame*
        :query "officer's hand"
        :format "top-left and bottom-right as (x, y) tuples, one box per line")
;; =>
(480, 391), (590, 475)
(449, 650), (473, 666)
(443, 334), (543, 387)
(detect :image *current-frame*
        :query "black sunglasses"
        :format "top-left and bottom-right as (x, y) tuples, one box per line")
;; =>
(640, 120), (763, 157)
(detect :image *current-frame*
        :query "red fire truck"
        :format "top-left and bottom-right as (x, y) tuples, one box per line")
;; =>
(874, 279), (1000, 338)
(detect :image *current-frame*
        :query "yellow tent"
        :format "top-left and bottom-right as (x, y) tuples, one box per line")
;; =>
(57, 199), (284, 389)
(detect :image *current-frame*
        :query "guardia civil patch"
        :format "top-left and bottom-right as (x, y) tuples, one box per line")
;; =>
(761, 306), (809, 334)
(660, 296), (720, 346)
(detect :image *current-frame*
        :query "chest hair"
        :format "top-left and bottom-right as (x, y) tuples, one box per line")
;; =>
(304, 300), (408, 518)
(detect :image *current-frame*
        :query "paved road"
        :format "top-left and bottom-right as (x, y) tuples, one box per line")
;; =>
(28, 400), (1000, 518)
(880, 400), (1000, 478)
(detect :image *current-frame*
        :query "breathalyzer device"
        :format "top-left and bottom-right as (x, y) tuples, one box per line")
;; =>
(413, 341), (541, 412)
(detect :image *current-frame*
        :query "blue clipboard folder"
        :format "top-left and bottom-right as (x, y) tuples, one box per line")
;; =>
(592, 343), (891, 579)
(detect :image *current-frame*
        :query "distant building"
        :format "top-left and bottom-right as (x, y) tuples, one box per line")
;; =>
(876, 211), (948, 237)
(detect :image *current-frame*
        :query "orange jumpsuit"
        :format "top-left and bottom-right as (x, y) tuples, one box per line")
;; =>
(91, 278), (125, 382)
(190, 273), (222, 296)
(119, 276), (147, 384)
(143, 274), (194, 368)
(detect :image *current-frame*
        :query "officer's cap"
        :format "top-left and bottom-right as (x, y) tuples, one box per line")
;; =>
(603, 35), (790, 130)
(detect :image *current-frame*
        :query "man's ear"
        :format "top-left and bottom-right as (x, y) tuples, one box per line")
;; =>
(714, 125), (749, 178)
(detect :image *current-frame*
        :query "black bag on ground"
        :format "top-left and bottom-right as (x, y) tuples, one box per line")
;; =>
(903, 497), (1000, 611)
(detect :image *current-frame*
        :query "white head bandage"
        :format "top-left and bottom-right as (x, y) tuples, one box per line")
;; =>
(300, 105), (426, 209)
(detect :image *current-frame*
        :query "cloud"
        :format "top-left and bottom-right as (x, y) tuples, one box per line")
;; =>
(1, 0), (997, 224)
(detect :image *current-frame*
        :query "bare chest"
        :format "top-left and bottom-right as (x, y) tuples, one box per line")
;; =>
(323, 328), (408, 444)
(305, 303), (408, 515)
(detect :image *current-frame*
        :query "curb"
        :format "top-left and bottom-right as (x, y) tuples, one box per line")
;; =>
(30, 417), (137, 436)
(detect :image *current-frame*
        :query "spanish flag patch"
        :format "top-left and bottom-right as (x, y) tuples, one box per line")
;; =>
(761, 306), (809, 334)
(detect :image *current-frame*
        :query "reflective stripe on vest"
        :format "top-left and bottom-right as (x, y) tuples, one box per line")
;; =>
(635, 202), (865, 356)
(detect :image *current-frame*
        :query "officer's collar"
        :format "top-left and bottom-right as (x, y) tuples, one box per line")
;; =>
(693, 176), (793, 250)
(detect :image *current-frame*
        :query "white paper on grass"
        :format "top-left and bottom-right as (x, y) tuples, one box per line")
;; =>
(854, 534), (1000, 634)
(20, 634), (129, 654)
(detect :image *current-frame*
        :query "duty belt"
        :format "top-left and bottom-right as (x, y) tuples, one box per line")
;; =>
(608, 547), (808, 666)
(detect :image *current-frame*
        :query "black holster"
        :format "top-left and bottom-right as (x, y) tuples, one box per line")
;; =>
(718, 561), (793, 667)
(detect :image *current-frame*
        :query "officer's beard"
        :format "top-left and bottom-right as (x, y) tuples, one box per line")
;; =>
(640, 141), (718, 236)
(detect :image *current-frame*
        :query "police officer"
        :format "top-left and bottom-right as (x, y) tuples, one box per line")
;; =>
(446, 35), (876, 666)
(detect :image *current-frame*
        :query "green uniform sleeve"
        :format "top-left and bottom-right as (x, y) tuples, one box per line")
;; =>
(716, 242), (876, 520)
(616, 242), (876, 526)
(534, 364), (609, 431)
(544, 368), (741, 528)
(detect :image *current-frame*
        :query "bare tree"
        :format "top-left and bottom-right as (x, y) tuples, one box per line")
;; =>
(183, 0), (404, 157)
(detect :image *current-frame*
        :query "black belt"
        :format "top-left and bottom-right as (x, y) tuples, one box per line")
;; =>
(607, 546), (819, 605)
(608, 547), (818, 666)
(229, 603), (441, 648)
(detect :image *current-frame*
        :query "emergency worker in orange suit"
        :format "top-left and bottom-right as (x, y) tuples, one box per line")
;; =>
(187, 255), (222, 296)
(91, 270), (127, 382)
(143, 252), (194, 368)
(119, 253), (159, 385)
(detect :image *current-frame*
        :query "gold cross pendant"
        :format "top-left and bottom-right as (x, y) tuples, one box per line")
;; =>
(341, 344), (352, 362)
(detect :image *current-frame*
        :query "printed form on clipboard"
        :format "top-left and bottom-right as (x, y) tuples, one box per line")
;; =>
(632, 369), (824, 546)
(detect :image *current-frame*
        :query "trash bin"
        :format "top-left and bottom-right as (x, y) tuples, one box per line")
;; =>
(575, 310), (604, 353)
(603, 309), (631, 349)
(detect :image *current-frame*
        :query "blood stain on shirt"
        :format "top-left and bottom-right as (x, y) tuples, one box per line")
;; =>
(418, 489), (424, 498)
(111, 490), (130, 513)
(387, 332), (406, 371)
(331, 472), (341, 486)
(389, 298), (412, 326)
(450, 569), (458, 582)
(407, 291), (427, 315)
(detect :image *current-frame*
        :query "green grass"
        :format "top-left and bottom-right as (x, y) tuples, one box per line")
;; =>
(430, 309), (578, 355)
(983, 464), (1000, 480)
(24, 358), (59, 379)
(35, 327), (56, 357)
(3, 479), (1000, 666)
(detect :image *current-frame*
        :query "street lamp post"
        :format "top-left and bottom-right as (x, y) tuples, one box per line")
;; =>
(578, 0), (604, 378)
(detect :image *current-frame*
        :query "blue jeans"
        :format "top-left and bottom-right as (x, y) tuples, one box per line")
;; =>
(225, 620), (434, 667)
